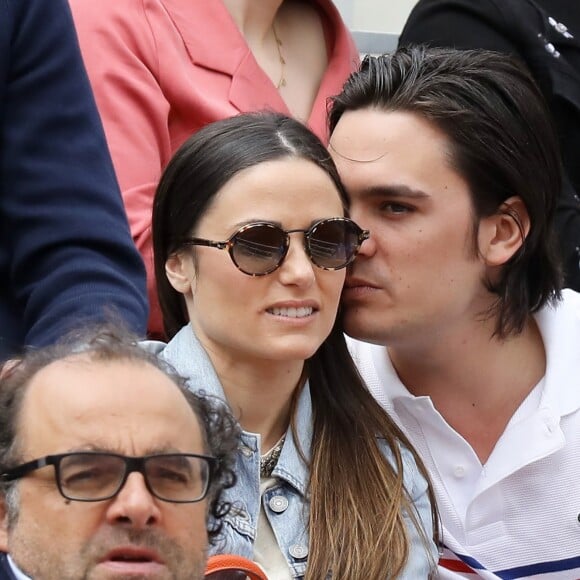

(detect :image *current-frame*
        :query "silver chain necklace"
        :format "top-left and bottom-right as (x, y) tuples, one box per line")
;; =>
(260, 434), (286, 478)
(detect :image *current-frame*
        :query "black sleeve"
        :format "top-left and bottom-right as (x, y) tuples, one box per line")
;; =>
(399, 0), (516, 55)
(556, 176), (580, 290)
(399, 0), (580, 290)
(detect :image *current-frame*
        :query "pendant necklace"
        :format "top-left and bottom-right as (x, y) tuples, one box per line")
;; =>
(272, 22), (287, 89)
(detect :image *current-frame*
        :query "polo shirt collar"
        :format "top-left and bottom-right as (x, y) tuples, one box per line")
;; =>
(535, 289), (580, 416)
(378, 289), (580, 420)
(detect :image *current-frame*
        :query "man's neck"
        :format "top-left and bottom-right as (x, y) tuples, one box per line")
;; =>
(389, 316), (546, 463)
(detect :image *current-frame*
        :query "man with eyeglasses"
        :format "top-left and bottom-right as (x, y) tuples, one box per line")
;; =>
(0, 325), (238, 580)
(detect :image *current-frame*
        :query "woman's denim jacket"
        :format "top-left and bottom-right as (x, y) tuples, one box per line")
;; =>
(147, 325), (437, 578)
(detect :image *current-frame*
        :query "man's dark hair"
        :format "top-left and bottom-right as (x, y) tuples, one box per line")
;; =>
(0, 324), (239, 543)
(329, 46), (563, 337)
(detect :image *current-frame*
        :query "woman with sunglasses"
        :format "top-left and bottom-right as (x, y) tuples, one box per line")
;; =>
(149, 112), (439, 578)
(69, 0), (360, 339)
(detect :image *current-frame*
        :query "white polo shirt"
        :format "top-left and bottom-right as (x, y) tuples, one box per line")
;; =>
(348, 289), (580, 579)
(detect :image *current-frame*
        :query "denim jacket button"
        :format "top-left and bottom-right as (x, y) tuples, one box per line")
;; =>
(269, 495), (289, 513)
(289, 544), (309, 559)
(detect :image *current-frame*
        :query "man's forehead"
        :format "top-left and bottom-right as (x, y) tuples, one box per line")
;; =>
(328, 141), (388, 164)
(330, 108), (450, 165)
(17, 355), (203, 456)
(27, 354), (162, 391)
(329, 108), (397, 164)
(21, 355), (189, 421)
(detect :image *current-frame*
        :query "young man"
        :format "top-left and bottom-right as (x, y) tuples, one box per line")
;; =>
(0, 325), (238, 579)
(329, 46), (580, 578)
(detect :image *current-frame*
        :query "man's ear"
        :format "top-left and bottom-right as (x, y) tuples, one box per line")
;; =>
(478, 196), (530, 266)
(165, 252), (196, 295)
(0, 495), (9, 551)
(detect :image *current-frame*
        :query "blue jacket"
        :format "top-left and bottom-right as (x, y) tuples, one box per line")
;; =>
(148, 325), (437, 578)
(0, 0), (148, 359)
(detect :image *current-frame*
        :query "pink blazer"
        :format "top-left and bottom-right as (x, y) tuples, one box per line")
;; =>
(70, 0), (360, 336)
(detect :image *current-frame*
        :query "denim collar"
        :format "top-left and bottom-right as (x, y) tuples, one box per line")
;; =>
(158, 325), (312, 496)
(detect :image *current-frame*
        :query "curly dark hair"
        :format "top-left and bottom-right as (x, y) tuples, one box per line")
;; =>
(0, 323), (240, 543)
(180, 390), (239, 542)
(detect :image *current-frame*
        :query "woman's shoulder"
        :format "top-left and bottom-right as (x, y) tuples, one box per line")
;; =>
(378, 439), (429, 501)
(401, 444), (430, 500)
(139, 326), (197, 373)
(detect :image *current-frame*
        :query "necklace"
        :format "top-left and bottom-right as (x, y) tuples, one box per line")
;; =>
(272, 22), (286, 89)
(260, 434), (286, 478)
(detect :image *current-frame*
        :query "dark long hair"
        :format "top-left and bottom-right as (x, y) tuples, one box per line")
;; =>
(330, 46), (563, 337)
(153, 112), (438, 577)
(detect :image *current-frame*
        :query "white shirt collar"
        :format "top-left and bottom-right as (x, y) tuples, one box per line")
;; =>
(373, 289), (580, 419)
(7, 555), (31, 580)
(534, 289), (580, 416)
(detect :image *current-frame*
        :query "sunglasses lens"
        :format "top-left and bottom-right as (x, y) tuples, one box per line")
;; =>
(308, 219), (361, 270)
(231, 224), (287, 275)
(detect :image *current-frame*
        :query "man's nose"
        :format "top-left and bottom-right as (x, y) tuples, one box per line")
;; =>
(105, 472), (162, 528)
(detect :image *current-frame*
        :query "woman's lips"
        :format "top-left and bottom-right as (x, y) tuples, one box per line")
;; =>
(264, 300), (320, 322)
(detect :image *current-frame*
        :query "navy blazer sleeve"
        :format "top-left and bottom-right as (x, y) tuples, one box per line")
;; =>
(0, 554), (16, 580)
(0, 0), (148, 358)
(399, 0), (580, 291)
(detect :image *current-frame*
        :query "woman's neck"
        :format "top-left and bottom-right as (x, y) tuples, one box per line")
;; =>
(221, 0), (285, 42)
(200, 337), (305, 452)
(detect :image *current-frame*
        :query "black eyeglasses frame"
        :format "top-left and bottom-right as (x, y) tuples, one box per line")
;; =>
(0, 451), (218, 504)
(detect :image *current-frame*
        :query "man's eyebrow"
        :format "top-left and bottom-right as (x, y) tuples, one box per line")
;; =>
(357, 184), (430, 200)
(142, 445), (184, 455)
(64, 443), (112, 454)
(64, 444), (185, 455)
